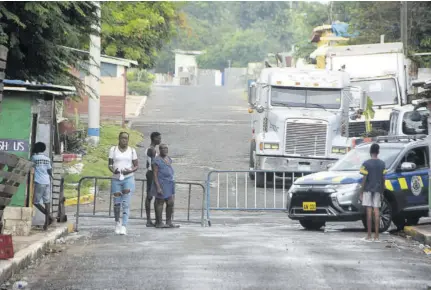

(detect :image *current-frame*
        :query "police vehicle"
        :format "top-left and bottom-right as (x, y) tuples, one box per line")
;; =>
(286, 134), (429, 232)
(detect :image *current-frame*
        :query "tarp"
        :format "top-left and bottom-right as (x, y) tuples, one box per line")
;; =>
(331, 22), (358, 38)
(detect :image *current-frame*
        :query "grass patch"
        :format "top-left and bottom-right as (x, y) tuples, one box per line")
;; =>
(63, 123), (144, 198)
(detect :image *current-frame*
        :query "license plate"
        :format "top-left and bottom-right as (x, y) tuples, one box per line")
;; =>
(298, 165), (311, 172)
(303, 202), (316, 211)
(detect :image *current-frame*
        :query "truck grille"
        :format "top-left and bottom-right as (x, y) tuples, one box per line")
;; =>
(285, 121), (327, 156)
(348, 121), (389, 137)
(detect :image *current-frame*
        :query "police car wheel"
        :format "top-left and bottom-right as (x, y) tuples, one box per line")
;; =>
(406, 217), (420, 226)
(299, 220), (326, 231)
(361, 197), (392, 233)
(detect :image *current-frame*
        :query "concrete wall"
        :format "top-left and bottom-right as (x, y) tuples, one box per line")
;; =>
(0, 93), (32, 206)
(224, 68), (247, 89)
(197, 69), (220, 86)
(65, 65), (127, 124)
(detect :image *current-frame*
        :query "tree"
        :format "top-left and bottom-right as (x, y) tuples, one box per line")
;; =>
(0, 2), (98, 84)
(101, 2), (185, 69)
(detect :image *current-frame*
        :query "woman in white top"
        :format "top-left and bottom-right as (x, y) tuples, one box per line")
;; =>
(108, 132), (138, 235)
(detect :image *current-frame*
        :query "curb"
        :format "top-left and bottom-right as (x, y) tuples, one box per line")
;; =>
(64, 194), (94, 207)
(134, 95), (147, 117)
(0, 225), (70, 284)
(404, 225), (431, 246)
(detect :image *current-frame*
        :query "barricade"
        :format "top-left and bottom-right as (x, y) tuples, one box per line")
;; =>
(205, 170), (309, 226)
(74, 176), (206, 231)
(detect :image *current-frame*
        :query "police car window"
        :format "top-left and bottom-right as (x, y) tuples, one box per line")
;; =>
(400, 147), (428, 169)
(330, 146), (402, 171)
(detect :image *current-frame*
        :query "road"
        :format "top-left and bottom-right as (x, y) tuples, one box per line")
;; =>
(10, 85), (431, 289)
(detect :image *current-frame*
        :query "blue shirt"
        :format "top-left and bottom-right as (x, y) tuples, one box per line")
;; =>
(31, 153), (52, 185)
(360, 158), (387, 193)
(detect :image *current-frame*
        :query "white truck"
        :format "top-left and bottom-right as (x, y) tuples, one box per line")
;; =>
(248, 67), (365, 187)
(325, 42), (416, 137)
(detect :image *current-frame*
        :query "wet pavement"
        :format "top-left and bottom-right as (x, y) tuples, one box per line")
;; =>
(7, 214), (431, 290)
(9, 85), (431, 289)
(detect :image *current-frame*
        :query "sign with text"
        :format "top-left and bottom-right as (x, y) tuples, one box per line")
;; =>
(0, 139), (29, 152)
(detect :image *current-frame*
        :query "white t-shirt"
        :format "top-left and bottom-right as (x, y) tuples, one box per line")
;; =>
(109, 146), (138, 179)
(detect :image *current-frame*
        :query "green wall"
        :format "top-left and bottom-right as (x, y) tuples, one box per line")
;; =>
(0, 93), (32, 206)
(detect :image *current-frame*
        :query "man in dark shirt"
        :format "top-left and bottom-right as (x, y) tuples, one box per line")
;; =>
(359, 143), (387, 241)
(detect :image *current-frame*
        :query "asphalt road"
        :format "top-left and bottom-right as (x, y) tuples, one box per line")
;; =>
(10, 85), (431, 289)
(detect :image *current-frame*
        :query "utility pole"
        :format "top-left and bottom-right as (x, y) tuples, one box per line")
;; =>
(400, 1), (408, 56)
(87, 1), (101, 146)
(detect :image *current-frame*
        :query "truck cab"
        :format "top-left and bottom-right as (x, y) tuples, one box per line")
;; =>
(248, 67), (363, 187)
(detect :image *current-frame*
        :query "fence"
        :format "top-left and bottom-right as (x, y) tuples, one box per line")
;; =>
(205, 170), (310, 226)
(74, 176), (207, 231)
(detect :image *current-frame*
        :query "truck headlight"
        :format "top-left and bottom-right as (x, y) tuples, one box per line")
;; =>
(260, 142), (280, 150)
(331, 146), (350, 154)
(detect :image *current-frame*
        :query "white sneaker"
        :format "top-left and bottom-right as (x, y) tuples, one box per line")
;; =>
(120, 226), (127, 235)
(115, 222), (121, 235)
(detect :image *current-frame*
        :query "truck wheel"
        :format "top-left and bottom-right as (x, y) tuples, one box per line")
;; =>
(406, 217), (420, 226)
(299, 220), (325, 230)
(361, 196), (393, 233)
(256, 172), (265, 188)
(249, 140), (256, 180)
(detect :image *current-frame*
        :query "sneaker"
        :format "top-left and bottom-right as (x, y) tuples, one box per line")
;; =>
(115, 222), (121, 235)
(120, 226), (127, 235)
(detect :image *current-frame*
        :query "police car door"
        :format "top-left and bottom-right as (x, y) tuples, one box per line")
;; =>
(396, 146), (429, 209)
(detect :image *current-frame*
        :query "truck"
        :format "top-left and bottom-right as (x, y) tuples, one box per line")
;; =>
(248, 67), (365, 187)
(324, 42), (417, 137)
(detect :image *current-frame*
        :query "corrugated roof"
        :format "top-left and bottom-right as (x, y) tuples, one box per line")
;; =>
(3, 80), (76, 99)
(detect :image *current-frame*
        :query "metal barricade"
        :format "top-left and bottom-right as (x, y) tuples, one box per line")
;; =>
(205, 170), (309, 226)
(74, 176), (206, 231)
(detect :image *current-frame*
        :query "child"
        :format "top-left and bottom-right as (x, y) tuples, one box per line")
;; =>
(31, 142), (54, 230)
(359, 143), (386, 241)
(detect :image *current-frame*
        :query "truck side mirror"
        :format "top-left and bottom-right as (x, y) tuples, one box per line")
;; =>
(248, 82), (257, 107)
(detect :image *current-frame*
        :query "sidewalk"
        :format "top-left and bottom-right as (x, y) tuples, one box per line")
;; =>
(403, 219), (431, 251)
(125, 95), (147, 119)
(0, 224), (72, 284)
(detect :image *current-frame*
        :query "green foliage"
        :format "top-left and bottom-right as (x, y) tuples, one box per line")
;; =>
(154, 1), (330, 72)
(101, 2), (183, 69)
(128, 81), (152, 96)
(0, 2), (98, 85)
(333, 1), (431, 66)
(127, 69), (154, 96)
(363, 96), (375, 133)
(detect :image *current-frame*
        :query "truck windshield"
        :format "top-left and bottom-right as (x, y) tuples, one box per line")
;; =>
(352, 78), (398, 106)
(329, 145), (402, 171)
(271, 87), (341, 109)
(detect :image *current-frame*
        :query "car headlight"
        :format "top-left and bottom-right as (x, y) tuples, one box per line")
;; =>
(287, 184), (298, 198)
(330, 183), (361, 205)
(260, 142), (279, 150)
(331, 146), (350, 154)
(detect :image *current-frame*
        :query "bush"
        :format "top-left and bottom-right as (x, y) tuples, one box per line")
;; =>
(128, 81), (152, 96)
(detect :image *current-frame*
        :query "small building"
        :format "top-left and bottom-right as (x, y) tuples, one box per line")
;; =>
(173, 49), (203, 86)
(0, 80), (76, 207)
(64, 52), (138, 125)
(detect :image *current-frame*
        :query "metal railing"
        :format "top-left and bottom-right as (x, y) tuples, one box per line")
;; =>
(74, 176), (206, 231)
(205, 170), (310, 226)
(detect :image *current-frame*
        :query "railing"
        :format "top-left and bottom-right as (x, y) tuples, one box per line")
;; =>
(205, 170), (310, 226)
(74, 176), (206, 231)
